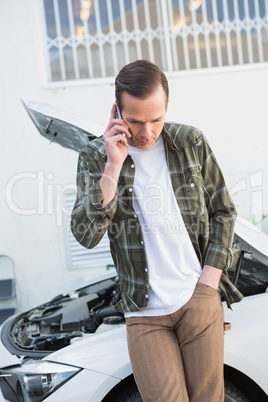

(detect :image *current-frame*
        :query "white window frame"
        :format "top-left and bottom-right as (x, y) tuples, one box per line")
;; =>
(35, 0), (268, 88)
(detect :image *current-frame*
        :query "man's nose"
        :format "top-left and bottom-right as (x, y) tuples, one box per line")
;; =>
(140, 124), (152, 139)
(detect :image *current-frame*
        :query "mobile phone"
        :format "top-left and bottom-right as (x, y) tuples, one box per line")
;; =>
(116, 104), (122, 120)
(116, 104), (126, 137)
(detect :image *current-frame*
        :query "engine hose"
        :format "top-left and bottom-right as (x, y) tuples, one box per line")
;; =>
(95, 306), (124, 325)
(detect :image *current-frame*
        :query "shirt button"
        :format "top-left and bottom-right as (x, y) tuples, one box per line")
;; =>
(190, 183), (195, 187)
(129, 188), (133, 192)
(131, 164), (135, 168)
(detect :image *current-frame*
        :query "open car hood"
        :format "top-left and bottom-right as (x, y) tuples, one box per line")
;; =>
(0, 276), (122, 359)
(21, 98), (104, 152)
(235, 217), (268, 265)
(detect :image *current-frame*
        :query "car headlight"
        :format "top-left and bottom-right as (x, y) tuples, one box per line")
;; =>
(0, 360), (81, 401)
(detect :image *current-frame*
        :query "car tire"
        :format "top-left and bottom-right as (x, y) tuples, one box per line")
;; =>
(114, 383), (142, 402)
(102, 377), (142, 402)
(224, 380), (250, 402)
(108, 378), (250, 402)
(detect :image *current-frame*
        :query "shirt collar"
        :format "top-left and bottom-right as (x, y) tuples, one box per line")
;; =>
(162, 123), (180, 152)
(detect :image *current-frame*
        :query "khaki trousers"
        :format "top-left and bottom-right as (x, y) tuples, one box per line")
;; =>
(126, 282), (224, 402)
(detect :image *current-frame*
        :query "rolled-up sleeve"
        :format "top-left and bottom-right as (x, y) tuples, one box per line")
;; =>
(90, 180), (118, 219)
(204, 243), (237, 270)
(200, 136), (237, 270)
(71, 143), (117, 249)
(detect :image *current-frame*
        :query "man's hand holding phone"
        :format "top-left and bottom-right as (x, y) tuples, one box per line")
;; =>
(103, 103), (130, 166)
(100, 103), (131, 206)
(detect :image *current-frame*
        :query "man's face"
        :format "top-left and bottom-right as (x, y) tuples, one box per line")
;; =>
(121, 85), (168, 150)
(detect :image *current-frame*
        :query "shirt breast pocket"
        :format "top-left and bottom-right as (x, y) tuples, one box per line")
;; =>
(184, 168), (205, 217)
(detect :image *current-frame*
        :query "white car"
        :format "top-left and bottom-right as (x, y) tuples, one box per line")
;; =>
(0, 101), (267, 402)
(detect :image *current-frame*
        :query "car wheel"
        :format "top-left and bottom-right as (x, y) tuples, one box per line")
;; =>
(224, 380), (250, 402)
(106, 378), (250, 402)
(114, 382), (142, 402)
(102, 377), (142, 402)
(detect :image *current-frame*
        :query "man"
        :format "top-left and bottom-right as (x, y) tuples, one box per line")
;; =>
(71, 60), (242, 401)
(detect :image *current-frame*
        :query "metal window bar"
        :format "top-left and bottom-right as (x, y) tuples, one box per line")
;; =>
(80, 0), (94, 78)
(144, 0), (155, 62)
(201, 0), (212, 68)
(107, 0), (118, 74)
(119, 0), (130, 65)
(266, 0), (268, 43)
(159, 0), (173, 72)
(223, 0), (233, 65)
(94, 0), (106, 77)
(154, 0), (165, 70)
(43, 0), (268, 83)
(244, 0), (254, 63)
(254, 0), (264, 63)
(211, 0), (223, 67)
(167, 0), (179, 71)
(132, 0), (142, 59)
(42, 3), (52, 82)
(190, 0), (201, 68)
(178, 0), (191, 70)
(67, 0), (80, 79)
(53, 0), (66, 80)
(233, 0), (244, 64)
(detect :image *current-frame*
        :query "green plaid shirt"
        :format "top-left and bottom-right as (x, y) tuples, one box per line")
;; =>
(71, 122), (243, 312)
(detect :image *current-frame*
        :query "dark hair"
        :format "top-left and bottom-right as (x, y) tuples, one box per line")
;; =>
(115, 60), (169, 110)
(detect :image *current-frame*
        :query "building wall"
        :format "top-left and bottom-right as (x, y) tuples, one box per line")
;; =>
(1, 0), (267, 311)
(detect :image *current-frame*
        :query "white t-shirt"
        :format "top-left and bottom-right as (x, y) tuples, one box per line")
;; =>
(125, 135), (202, 317)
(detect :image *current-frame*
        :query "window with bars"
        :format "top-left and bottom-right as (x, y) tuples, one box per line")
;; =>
(42, 0), (268, 83)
